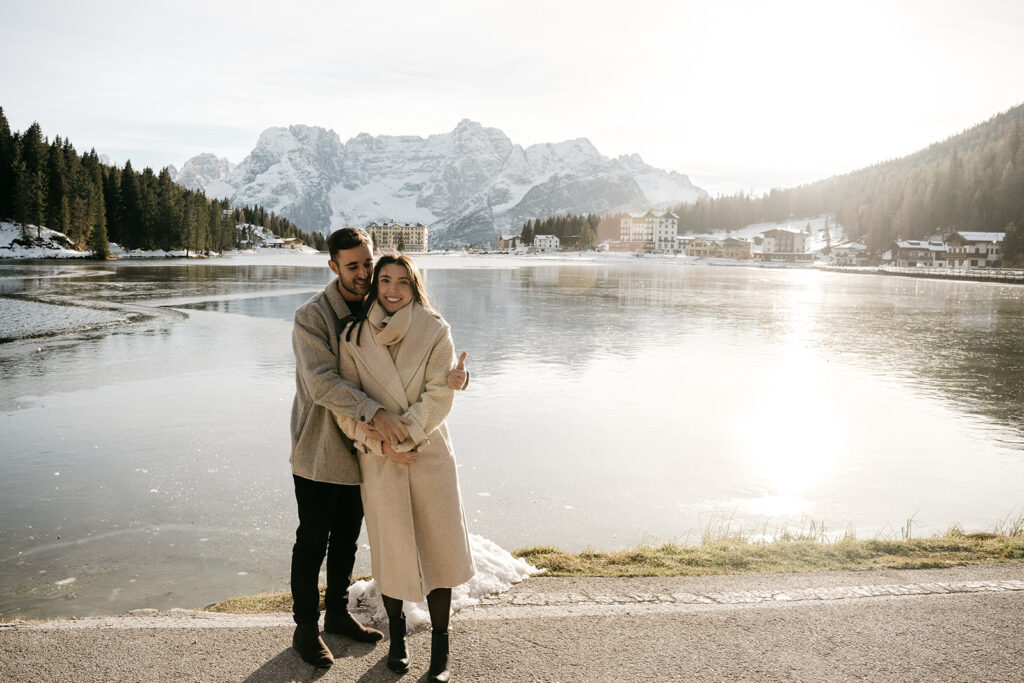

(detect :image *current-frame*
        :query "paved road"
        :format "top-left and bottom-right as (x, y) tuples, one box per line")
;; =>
(2, 563), (1022, 682)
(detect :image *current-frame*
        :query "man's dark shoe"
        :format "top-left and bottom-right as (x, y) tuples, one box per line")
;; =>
(293, 622), (334, 668)
(324, 611), (384, 643)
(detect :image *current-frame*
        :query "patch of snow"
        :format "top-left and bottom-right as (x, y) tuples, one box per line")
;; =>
(0, 222), (88, 259)
(347, 534), (540, 629)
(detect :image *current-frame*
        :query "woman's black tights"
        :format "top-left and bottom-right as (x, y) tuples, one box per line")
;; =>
(382, 588), (452, 632)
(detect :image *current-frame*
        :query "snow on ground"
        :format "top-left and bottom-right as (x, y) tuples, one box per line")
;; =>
(0, 222), (88, 259)
(347, 534), (540, 629)
(0, 221), (318, 259)
(109, 242), (192, 258)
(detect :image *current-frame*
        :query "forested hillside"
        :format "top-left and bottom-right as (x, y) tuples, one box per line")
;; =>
(669, 104), (1024, 260)
(0, 108), (325, 257)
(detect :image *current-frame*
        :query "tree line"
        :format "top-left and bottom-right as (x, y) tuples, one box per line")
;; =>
(0, 108), (326, 257)
(520, 214), (600, 250)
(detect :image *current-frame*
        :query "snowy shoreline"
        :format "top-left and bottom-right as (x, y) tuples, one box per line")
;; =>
(0, 221), (321, 260)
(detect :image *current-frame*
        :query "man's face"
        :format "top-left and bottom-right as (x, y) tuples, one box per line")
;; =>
(328, 244), (373, 302)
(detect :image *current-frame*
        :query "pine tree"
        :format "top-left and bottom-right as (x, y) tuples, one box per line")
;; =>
(86, 153), (108, 258)
(46, 139), (70, 234)
(578, 222), (596, 250)
(0, 107), (16, 220)
(13, 159), (30, 239)
(102, 166), (124, 246)
(119, 160), (142, 248)
(521, 219), (534, 245)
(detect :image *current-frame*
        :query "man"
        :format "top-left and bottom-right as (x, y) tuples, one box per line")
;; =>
(289, 227), (468, 668)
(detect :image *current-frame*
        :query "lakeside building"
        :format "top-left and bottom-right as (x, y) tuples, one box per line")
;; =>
(498, 235), (526, 252)
(619, 210), (680, 253)
(830, 242), (870, 266)
(259, 236), (304, 249)
(366, 221), (429, 252)
(533, 234), (560, 252)
(889, 240), (948, 267)
(757, 228), (812, 263)
(946, 231), (1006, 268)
(720, 237), (753, 260)
(686, 237), (719, 258)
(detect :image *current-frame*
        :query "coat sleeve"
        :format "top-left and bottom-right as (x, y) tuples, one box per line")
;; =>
(294, 305), (382, 423)
(402, 326), (456, 446)
(332, 322), (388, 456)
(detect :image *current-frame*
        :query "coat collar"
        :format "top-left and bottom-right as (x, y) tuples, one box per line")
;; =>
(325, 278), (359, 320)
(349, 304), (444, 410)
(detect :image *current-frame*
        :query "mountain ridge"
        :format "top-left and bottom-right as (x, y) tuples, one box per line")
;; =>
(176, 120), (706, 247)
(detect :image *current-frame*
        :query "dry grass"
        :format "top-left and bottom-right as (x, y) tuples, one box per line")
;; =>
(513, 516), (1024, 577)
(204, 516), (1024, 614)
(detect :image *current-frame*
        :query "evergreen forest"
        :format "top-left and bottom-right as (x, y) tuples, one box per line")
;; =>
(520, 214), (601, 250)
(0, 108), (326, 258)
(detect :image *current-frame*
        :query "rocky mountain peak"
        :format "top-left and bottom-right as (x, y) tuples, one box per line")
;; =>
(175, 121), (707, 248)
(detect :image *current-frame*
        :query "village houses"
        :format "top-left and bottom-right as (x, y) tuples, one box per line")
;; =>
(889, 240), (948, 267)
(945, 231), (1006, 268)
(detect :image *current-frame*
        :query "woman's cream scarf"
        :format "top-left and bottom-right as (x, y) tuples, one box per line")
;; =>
(368, 300), (415, 348)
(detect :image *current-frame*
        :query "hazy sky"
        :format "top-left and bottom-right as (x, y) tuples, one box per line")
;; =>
(3, 0), (1022, 195)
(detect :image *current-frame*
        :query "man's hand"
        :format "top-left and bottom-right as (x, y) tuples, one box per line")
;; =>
(382, 440), (419, 466)
(371, 409), (412, 445)
(448, 351), (468, 391)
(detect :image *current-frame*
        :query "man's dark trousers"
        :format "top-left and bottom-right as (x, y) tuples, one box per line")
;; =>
(290, 474), (363, 624)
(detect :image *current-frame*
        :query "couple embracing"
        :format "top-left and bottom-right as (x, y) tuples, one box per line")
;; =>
(289, 227), (474, 681)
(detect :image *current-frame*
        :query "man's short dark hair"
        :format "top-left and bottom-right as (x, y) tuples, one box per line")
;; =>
(328, 228), (373, 259)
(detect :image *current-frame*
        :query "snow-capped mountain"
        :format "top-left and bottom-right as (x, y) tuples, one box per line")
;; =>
(174, 153), (235, 195)
(182, 120), (707, 247)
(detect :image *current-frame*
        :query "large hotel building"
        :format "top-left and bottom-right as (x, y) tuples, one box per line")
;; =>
(366, 221), (430, 252)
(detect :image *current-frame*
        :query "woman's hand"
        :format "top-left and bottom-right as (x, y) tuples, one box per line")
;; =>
(382, 440), (419, 466)
(447, 352), (468, 390)
(371, 409), (413, 445)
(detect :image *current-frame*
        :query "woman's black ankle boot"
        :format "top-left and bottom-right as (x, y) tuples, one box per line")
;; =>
(428, 628), (451, 682)
(387, 615), (410, 673)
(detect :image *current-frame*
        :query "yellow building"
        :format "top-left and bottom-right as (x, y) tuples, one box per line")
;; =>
(686, 237), (719, 258)
(366, 221), (430, 252)
(719, 237), (752, 259)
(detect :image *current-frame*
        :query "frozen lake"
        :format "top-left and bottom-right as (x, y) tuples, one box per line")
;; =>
(1, 252), (1022, 618)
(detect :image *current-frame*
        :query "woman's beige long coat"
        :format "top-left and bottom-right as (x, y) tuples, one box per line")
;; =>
(335, 303), (475, 603)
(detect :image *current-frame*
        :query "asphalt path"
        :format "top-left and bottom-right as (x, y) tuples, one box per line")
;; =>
(2, 563), (1022, 682)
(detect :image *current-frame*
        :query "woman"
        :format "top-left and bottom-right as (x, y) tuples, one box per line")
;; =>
(335, 254), (475, 683)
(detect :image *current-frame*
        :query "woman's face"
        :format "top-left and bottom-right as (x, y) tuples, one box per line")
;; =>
(377, 263), (414, 314)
